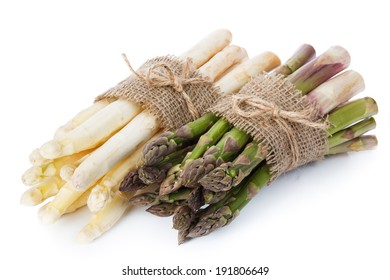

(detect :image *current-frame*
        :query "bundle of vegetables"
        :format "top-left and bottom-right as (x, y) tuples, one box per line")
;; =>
(21, 30), (284, 240)
(119, 45), (378, 244)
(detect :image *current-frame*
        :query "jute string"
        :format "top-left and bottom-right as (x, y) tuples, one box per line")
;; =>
(121, 53), (204, 119)
(232, 94), (328, 169)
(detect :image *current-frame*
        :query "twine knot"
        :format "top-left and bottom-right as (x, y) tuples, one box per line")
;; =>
(232, 94), (327, 168)
(122, 53), (210, 120)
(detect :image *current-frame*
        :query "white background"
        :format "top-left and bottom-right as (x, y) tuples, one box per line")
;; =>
(1, 0), (389, 279)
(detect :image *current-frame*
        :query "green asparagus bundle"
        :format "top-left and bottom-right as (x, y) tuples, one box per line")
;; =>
(119, 44), (378, 244)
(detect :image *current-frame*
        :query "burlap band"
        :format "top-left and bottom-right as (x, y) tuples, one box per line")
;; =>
(96, 55), (221, 130)
(209, 74), (329, 181)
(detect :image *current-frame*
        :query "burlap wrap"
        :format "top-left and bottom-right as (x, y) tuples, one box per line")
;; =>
(95, 55), (221, 130)
(209, 74), (328, 181)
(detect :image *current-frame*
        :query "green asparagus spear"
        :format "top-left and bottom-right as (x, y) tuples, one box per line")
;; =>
(142, 113), (219, 166)
(273, 44), (316, 76)
(328, 117), (376, 148)
(328, 135), (378, 154)
(119, 170), (147, 192)
(146, 203), (177, 217)
(159, 118), (232, 195)
(139, 145), (195, 185)
(180, 127), (251, 188)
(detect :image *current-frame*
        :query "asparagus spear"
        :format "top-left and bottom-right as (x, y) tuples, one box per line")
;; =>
(142, 113), (219, 166)
(139, 145), (195, 185)
(328, 117), (376, 148)
(173, 206), (195, 230)
(119, 170), (147, 192)
(273, 44), (316, 76)
(187, 186), (205, 211)
(159, 188), (192, 203)
(146, 202), (177, 217)
(188, 134), (378, 239)
(128, 192), (158, 207)
(180, 127), (251, 189)
(328, 135), (378, 154)
(327, 97), (378, 135)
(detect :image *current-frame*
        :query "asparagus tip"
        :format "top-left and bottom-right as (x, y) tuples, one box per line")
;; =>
(87, 185), (110, 214)
(21, 166), (42, 186)
(20, 188), (42, 206)
(38, 204), (61, 224)
(39, 140), (62, 159)
(29, 148), (52, 166)
(77, 225), (101, 243)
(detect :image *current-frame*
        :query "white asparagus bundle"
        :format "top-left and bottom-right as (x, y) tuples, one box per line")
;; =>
(78, 53), (282, 242)
(38, 29), (233, 160)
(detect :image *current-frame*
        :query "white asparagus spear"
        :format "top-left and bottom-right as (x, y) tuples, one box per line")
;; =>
(37, 29), (233, 160)
(59, 152), (92, 182)
(39, 44), (276, 223)
(215, 51), (281, 94)
(78, 192), (132, 242)
(29, 148), (52, 166)
(87, 139), (145, 213)
(180, 29), (232, 69)
(197, 45), (247, 81)
(20, 177), (64, 206)
(39, 99), (141, 159)
(38, 188), (92, 217)
(54, 100), (111, 140)
(72, 112), (159, 190)
(77, 53), (281, 240)
(78, 185), (158, 243)
(22, 149), (93, 186)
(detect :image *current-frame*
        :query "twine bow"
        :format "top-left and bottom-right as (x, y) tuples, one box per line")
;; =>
(232, 94), (327, 168)
(122, 53), (210, 120)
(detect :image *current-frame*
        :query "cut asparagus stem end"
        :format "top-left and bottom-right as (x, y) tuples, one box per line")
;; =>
(198, 45), (248, 82)
(274, 44), (316, 76)
(179, 29), (232, 68)
(216, 51), (281, 94)
(327, 97), (378, 135)
(328, 117), (376, 148)
(307, 70), (365, 116)
(288, 45), (351, 95)
(328, 135), (378, 154)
